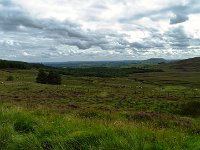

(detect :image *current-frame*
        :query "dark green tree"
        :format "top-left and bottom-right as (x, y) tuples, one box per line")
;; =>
(36, 69), (48, 84)
(47, 71), (61, 85)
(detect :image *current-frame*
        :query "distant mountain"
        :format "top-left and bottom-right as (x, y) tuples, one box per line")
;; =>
(43, 60), (142, 68)
(162, 57), (200, 71)
(142, 58), (167, 64)
(43, 59), (175, 68)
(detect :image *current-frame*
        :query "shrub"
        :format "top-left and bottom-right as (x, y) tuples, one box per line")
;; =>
(6, 75), (14, 81)
(36, 70), (61, 85)
(36, 69), (48, 84)
(181, 101), (200, 116)
(47, 71), (61, 85)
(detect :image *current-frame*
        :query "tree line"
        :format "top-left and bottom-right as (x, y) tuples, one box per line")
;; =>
(0, 59), (45, 69)
(58, 67), (163, 78)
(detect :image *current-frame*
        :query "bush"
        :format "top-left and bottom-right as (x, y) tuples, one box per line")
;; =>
(36, 69), (48, 84)
(36, 70), (61, 85)
(181, 101), (200, 116)
(6, 76), (14, 81)
(47, 71), (61, 85)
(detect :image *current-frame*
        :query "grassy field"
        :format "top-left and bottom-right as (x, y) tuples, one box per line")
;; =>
(0, 67), (200, 149)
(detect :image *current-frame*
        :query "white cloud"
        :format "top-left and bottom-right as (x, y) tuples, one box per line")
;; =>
(22, 51), (33, 56)
(0, 0), (200, 61)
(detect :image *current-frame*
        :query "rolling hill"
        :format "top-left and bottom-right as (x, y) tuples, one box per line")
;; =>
(162, 57), (200, 71)
(0, 59), (45, 69)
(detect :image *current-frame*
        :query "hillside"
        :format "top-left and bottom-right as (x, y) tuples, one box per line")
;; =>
(162, 57), (200, 71)
(0, 59), (45, 69)
(0, 59), (163, 78)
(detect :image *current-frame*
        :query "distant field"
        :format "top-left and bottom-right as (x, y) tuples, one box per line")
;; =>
(0, 69), (200, 113)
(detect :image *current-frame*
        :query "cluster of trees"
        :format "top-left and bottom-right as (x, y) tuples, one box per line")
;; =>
(36, 69), (61, 85)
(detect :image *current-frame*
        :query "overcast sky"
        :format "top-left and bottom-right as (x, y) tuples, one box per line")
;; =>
(0, 0), (200, 62)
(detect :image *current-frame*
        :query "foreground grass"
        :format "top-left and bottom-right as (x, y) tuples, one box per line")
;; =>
(0, 103), (200, 150)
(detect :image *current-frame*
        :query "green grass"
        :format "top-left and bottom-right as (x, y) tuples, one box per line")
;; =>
(0, 68), (200, 149)
(0, 103), (200, 150)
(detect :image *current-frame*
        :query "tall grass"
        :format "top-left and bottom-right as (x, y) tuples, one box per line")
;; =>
(0, 103), (200, 150)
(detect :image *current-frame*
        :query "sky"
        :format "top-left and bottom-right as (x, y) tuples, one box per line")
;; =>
(0, 0), (200, 62)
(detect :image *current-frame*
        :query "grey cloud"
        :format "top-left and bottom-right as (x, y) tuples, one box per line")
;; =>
(0, 1), (42, 31)
(130, 40), (165, 50)
(119, 0), (200, 25)
(165, 26), (191, 48)
(119, 5), (188, 23)
(0, 0), (130, 52)
(128, 28), (166, 50)
(0, 0), (127, 52)
(130, 42), (152, 49)
(128, 26), (192, 50)
(170, 14), (189, 24)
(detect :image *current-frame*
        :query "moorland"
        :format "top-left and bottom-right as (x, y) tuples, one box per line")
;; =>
(0, 57), (200, 150)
